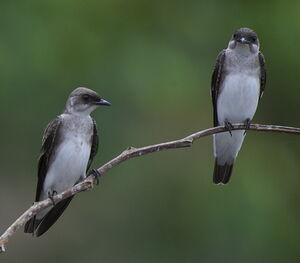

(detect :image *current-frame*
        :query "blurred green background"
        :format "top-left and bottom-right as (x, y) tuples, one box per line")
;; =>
(0, 0), (299, 262)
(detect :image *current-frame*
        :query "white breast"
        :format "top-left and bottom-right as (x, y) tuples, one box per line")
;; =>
(43, 134), (91, 196)
(217, 73), (260, 124)
(41, 115), (93, 200)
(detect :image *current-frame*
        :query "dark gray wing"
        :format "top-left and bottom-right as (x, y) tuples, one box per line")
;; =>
(35, 116), (62, 201)
(25, 116), (63, 235)
(258, 51), (266, 98)
(211, 49), (226, 126)
(86, 119), (99, 172)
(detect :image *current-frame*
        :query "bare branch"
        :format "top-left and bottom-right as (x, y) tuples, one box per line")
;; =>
(1, 123), (299, 252)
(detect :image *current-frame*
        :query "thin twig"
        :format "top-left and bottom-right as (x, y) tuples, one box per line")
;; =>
(0, 123), (299, 252)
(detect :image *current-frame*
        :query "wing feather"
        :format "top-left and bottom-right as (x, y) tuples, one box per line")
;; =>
(258, 52), (266, 98)
(86, 119), (99, 172)
(35, 116), (62, 201)
(211, 50), (226, 126)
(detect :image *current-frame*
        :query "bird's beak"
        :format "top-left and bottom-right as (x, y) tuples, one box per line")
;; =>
(95, 98), (111, 106)
(237, 37), (250, 44)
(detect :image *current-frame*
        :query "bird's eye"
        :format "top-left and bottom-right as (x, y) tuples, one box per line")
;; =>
(251, 36), (257, 42)
(82, 94), (90, 100)
(233, 33), (237, 38)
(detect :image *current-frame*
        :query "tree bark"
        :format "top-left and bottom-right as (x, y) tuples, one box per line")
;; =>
(0, 123), (299, 253)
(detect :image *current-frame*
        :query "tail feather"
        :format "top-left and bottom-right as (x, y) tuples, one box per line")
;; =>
(24, 216), (41, 234)
(24, 196), (74, 237)
(213, 160), (234, 184)
(36, 196), (74, 237)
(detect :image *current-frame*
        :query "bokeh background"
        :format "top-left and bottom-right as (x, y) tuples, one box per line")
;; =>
(0, 0), (299, 262)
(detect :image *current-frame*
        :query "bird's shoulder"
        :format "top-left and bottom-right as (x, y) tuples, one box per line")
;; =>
(41, 115), (63, 145)
(211, 49), (226, 88)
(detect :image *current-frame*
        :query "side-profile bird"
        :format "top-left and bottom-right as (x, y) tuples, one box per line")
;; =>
(24, 87), (111, 236)
(211, 27), (266, 184)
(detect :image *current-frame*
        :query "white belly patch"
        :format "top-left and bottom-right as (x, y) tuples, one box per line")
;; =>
(41, 136), (91, 200)
(36, 136), (91, 220)
(217, 73), (260, 124)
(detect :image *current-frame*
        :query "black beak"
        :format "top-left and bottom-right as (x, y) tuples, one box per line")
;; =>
(95, 98), (111, 106)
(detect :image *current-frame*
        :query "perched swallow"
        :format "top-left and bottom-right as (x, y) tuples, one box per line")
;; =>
(24, 87), (111, 236)
(211, 28), (266, 184)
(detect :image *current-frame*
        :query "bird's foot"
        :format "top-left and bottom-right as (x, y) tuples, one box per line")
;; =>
(244, 118), (251, 135)
(48, 190), (57, 206)
(224, 119), (234, 136)
(88, 169), (101, 185)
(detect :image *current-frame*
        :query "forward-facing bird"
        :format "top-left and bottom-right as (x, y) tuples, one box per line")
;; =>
(24, 87), (111, 236)
(211, 28), (266, 184)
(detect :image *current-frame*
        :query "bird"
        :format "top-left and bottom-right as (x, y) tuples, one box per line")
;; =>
(211, 27), (266, 184)
(24, 87), (111, 236)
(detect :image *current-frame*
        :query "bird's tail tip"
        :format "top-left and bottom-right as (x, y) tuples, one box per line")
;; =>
(24, 217), (37, 234)
(213, 160), (234, 184)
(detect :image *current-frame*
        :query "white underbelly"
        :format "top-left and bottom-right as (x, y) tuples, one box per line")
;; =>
(217, 74), (260, 124)
(41, 138), (91, 199)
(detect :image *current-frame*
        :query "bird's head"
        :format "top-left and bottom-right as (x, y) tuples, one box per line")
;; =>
(65, 87), (111, 116)
(228, 27), (259, 54)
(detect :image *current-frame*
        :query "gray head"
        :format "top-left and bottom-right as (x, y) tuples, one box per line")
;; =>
(228, 28), (260, 53)
(65, 87), (111, 116)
